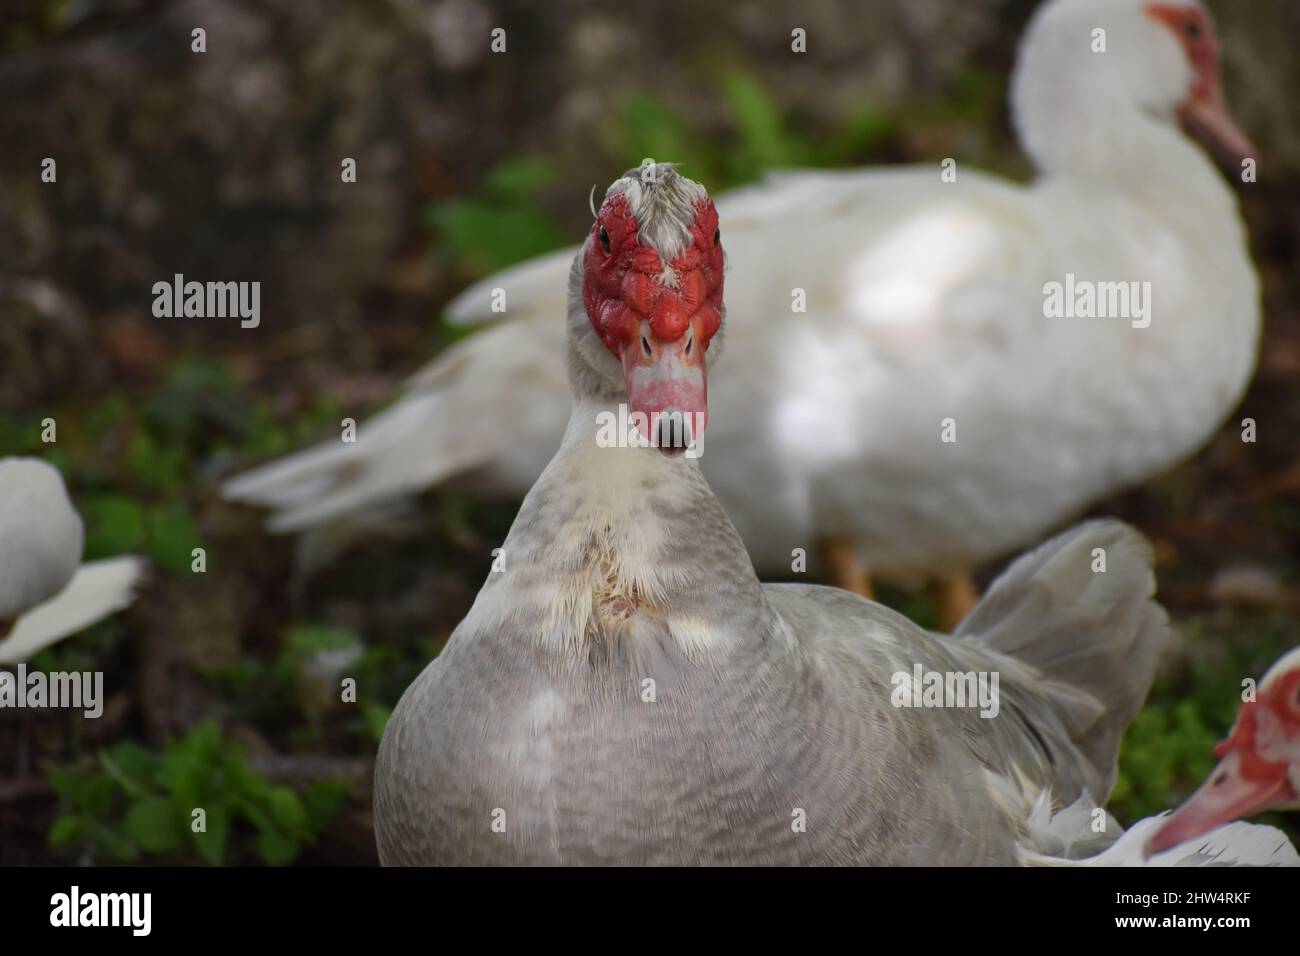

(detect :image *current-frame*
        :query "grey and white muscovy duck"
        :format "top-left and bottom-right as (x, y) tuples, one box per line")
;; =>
(227, 0), (1260, 629)
(0, 457), (145, 664)
(373, 166), (1292, 866)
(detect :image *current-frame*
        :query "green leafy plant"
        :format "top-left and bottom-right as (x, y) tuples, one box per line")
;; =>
(48, 721), (350, 865)
(611, 93), (705, 176)
(429, 71), (896, 287)
(428, 157), (569, 274)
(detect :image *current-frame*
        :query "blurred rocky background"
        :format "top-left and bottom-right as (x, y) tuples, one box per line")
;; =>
(1, 0), (1298, 864)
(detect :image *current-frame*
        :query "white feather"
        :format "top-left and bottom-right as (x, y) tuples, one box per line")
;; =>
(1021, 791), (1299, 867)
(0, 557), (146, 664)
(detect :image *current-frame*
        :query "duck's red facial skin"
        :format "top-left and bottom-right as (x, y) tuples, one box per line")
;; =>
(1216, 670), (1300, 774)
(582, 193), (725, 447)
(1145, 3), (1257, 162)
(1144, 670), (1300, 857)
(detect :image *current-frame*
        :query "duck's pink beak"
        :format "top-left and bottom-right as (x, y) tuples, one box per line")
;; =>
(621, 317), (707, 452)
(1181, 84), (1257, 165)
(1144, 751), (1295, 857)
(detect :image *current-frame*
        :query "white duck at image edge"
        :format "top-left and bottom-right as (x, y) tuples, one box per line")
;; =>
(372, 166), (1293, 866)
(225, 0), (1261, 626)
(1142, 646), (1300, 856)
(0, 458), (145, 664)
(998, 775), (1298, 866)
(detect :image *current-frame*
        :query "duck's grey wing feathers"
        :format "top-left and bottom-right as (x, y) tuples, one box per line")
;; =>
(951, 519), (1171, 800)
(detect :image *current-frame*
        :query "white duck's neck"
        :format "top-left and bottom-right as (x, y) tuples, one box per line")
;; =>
(1010, 4), (1239, 223)
(1034, 109), (1235, 225)
(455, 395), (769, 661)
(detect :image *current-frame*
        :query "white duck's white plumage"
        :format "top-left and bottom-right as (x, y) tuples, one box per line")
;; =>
(989, 774), (1300, 866)
(1069, 815), (1299, 866)
(0, 458), (144, 663)
(225, 0), (1260, 582)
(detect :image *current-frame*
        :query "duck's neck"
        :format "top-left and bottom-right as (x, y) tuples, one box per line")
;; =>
(456, 393), (769, 662)
(1012, 21), (1240, 221)
(1039, 112), (1234, 216)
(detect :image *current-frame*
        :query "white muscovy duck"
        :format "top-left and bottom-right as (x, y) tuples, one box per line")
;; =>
(226, 0), (1261, 627)
(0, 458), (145, 664)
(372, 166), (1293, 866)
(1143, 646), (1300, 856)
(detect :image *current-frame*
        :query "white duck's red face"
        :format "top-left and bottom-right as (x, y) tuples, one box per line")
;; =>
(1144, 2), (1256, 161)
(581, 172), (724, 450)
(1145, 648), (1300, 856)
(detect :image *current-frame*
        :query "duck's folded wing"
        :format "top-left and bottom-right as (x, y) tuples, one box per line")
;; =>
(947, 520), (1172, 803)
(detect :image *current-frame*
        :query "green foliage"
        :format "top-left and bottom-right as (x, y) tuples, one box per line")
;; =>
(428, 158), (569, 274)
(80, 493), (147, 557)
(205, 622), (420, 746)
(1111, 701), (1222, 819)
(718, 72), (803, 180)
(48, 721), (350, 865)
(615, 73), (814, 189)
(79, 492), (201, 571)
(612, 94), (704, 176)
(431, 71), (895, 284)
(0, 353), (349, 582)
(938, 67), (1004, 123)
(815, 104), (894, 166)
(143, 357), (248, 450)
(144, 501), (203, 572)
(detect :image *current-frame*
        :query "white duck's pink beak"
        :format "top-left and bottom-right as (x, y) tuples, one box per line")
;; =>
(1144, 751), (1295, 857)
(620, 315), (708, 453)
(1181, 85), (1257, 164)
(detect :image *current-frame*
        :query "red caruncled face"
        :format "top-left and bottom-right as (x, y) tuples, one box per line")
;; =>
(581, 190), (724, 448)
(1144, 666), (1300, 857)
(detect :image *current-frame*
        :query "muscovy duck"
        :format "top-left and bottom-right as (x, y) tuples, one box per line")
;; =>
(0, 458), (144, 663)
(994, 775), (1298, 865)
(1144, 645), (1300, 856)
(373, 165), (1255, 865)
(227, 0), (1260, 628)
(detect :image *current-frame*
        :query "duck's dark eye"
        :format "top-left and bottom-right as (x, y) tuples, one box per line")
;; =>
(598, 225), (611, 254)
(713, 227), (721, 246)
(1185, 19), (1201, 40)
